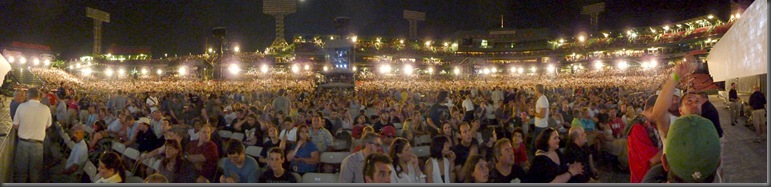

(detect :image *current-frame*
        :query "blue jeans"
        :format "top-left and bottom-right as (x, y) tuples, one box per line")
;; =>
(14, 140), (44, 183)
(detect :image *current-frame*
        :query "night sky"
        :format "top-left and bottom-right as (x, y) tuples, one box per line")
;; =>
(0, 0), (747, 60)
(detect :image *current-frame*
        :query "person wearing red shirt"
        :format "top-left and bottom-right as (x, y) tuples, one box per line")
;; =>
(626, 96), (662, 183)
(607, 109), (626, 139)
(184, 124), (220, 181)
(510, 127), (529, 168)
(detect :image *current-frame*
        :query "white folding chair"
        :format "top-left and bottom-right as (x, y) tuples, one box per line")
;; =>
(415, 134), (432, 146)
(245, 146), (263, 159)
(218, 130), (232, 139)
(412, 145), (430, 158)
(301, 172), (339, 183)
(291, 172), (302, 183)
(320, 152), (350, 165)
(123, 148), (141, 175)
(84, 161), (98, 182)
(126, 176), (144, 183)
(332, 139), (349, 151)
(230, 132), (245, 141)
(112, 142), (126, 154)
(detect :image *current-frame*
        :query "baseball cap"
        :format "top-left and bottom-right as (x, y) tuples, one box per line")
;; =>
(381, 126), (396, 138)
(137, 117), (151, 125)
(665, 115), (720, 182)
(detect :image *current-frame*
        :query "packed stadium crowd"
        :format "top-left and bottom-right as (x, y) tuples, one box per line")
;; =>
(8, 53), (758, 184)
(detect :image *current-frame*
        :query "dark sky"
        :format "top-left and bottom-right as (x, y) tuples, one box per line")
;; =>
(0, 0), (746, 60)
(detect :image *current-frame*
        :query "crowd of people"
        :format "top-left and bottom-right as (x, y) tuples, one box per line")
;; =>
(8, 51), (755, 184)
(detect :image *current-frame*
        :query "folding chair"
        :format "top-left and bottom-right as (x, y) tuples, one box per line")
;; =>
(123, 148), (141, 176)
(415, 135), (432, 146)
(412, 145), (430, 158)
(218, 130), (232, 139)
(84, 161), (98, 182)
(301, 172), (339, 183)
(245, 146), (263, 159)
(112, 141), (127, 154)
(230, 132), (245, 141)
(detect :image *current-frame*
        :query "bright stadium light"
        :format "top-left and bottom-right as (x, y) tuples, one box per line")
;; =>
(7, 56), (14, 63)
(404, 64), (413, 75)
(617, 60), (629, 70)
(323, 66), (329, 72)
(578, 36), (586, 42)
(141, 68), (148, 75)
(427, 67), (434, 74)
(44, 59), (50, 66)
(518, 67), (524, 74)
(228, 64), (240, 75)
(425, 41), (431, 47)
(69, 65), (73, 69)
(603, 33), (609, 38)
(261, 64), (269, 73)
(547, 64), (555, 72)
(510, 67), (517, 74)
(558, 39), (565, 43)
(531, 66), (537, 72)
(453, 67), (461, 75)
(351, 36), (358, 43)
(594, 60), (604, 70)
(491, 67), (497, 73)
(292, 64), (300, 73)
(399, 39), (404, 44)
(483, 68), (490, 75)
(82, 68), (92, 76)
(178, 66), (187, 75)
(663, 25), (670, 31)
(33, 58), (40, 66)
(208, 48), (213, 53)
(234, 46), (240, 53)
(118, 68), (125, 76)
(708, 15), (714, 19)
(157, 69), (163, 75)
(76, 63), (81, 68)
(304, 64), (310, 71)
(19, 57), (26, 64)
(352, 66), (357, 71)
(650, 59), (658, 68)
(105, 68), (114, 77)
(379, 64), (392, 74)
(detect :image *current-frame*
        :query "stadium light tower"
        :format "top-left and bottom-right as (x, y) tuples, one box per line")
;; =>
(403, 10), (426, 39)
(86, 7), (110, 56)
(264, 0), (297, 49)
(581, 2), (604, 31)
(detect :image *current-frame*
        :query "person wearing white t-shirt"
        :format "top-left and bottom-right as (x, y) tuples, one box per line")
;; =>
(13, 88), (52, 183)
(462, 95), (475, 122)
(531, 84), (549, 152)
(54, 126), (88, 182)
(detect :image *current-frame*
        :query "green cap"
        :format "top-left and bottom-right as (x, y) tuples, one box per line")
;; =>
(665, 114), (721, 182)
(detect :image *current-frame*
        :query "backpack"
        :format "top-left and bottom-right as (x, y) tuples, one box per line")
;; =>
(624, 115), (659, 148)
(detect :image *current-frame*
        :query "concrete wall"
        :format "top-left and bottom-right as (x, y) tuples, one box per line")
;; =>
(0, 129), (16, 183)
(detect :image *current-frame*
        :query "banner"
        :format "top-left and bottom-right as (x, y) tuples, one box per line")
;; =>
(706, 0), (767, 81)
(0, 53), (11, 86)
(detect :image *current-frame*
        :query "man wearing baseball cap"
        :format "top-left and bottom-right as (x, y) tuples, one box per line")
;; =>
(642, 115), (720, 183)
(380, 126), (397, 153)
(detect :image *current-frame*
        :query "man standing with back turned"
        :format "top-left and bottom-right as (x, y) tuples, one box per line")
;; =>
(13, 87), (53, 183)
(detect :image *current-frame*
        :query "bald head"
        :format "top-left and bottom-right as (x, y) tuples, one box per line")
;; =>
(568, 126), (587, 146)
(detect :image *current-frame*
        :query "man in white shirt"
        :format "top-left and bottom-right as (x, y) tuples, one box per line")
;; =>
(13, 88), (53, 183)
(462, 95), (475, 122)
(531, 84), (549, 152)
(150, 110), (164, 138)
(53, 126), (88, 182)
(492, 87), (504, 106)
(146, 93), (159, 113)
